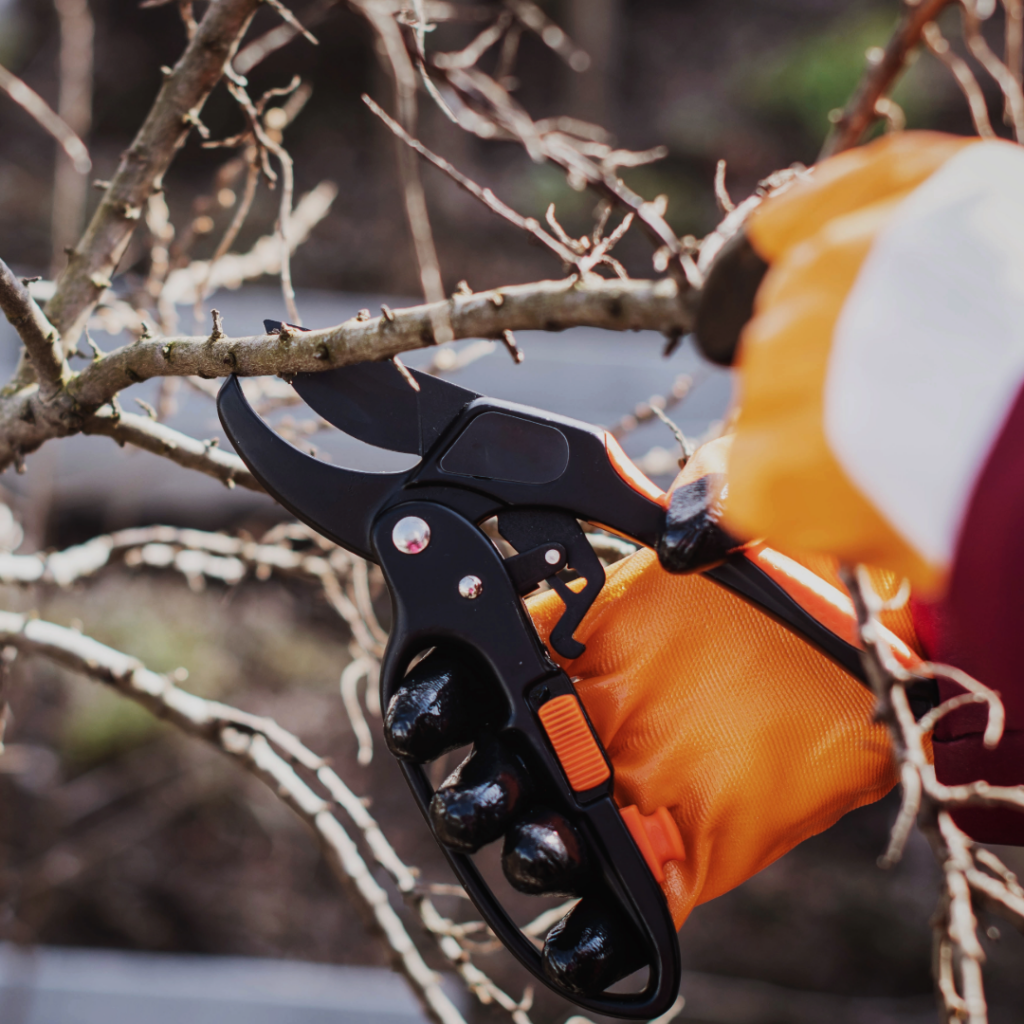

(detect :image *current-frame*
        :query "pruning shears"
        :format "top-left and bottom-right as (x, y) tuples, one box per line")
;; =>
(216, 324), (875, 1019)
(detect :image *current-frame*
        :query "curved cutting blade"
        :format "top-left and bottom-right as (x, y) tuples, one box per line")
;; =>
(292, 360), (480, 456)
(217, 375), (411, 560)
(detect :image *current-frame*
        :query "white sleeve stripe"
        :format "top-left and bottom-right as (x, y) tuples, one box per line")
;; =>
(824, 142), (1024, 568)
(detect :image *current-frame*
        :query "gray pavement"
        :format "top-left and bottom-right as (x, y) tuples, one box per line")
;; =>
(0, 944), (455, 1024)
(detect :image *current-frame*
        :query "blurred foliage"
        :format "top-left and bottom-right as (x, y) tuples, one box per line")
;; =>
(742, 8), (940, 143)
(60, 681), (159, 769)
(39, 574), (349, 703)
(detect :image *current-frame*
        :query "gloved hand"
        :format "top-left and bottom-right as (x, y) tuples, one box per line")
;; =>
(384, 449), (923, 996)
(690, 131), (1024, 845)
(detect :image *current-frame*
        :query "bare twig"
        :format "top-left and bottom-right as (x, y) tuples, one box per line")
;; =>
(841, 565), (1024, 1023)
(1006, 0), (1024, 114)
(43, 0), (263, 350)
(434, 64), (694, 284)
(262, 0), (320, 44)
(0, 611), (467, 1024)
(82, 409), (258, 491)
(363, 94), (580, 265)
(0, 64), (91, 175)
(356, 1), (451, 342)
(503, 0), (590, 71)
(162, 181), (337, 307)
(960, 0), (1024, 140)
(922, 21), (997, 137)
(713, 159), (734, 214)
(608, 374), (694, 440)
(192, 154), (261, 316)
(820, 0), (958, 158)
(0, 259), (70, 399)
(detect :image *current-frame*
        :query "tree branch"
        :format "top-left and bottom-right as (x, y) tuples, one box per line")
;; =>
(43, 0), (262, 349)
(0, 62), (91, 175)
(0, 275), (689, 478)
(0, 609), (467, 1024)
(76, 275), (690, 403)
(0, 258), (69, 399)
(841, 565), (1024, 1023)
(82, 408), (258, 491)
(819, 0), (957, 159)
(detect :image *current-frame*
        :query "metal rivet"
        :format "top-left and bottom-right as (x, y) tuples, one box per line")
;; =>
(544, 548), (561, 565)
(392, 516), (430, 554)
(458, 575), (483, 599)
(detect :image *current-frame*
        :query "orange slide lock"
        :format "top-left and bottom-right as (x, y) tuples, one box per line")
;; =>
(537, 694), (611, 792)
(537, 696), (685, 883)
(619, 805), (686, 883)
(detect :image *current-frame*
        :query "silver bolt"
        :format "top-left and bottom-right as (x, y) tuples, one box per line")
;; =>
(458, 575), (483, 599)
(392, 516), (431, 554)
(544, 548), (561, 565)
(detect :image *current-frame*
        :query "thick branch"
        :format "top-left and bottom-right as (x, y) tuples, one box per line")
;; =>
(0, 259), (69, 398)
(43, 0), (262, 348)
(1, 276), (687, 480)
(819, 0), (957, 159)
(82, 409), (259, 491)
(73, 276), (690, 405)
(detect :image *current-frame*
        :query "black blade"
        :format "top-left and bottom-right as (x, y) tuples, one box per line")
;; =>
(292, 361), (480, 456)
(217, 375), (410, 560)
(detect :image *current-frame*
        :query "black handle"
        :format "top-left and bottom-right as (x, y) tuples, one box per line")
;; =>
(373, 501), (681, 1020)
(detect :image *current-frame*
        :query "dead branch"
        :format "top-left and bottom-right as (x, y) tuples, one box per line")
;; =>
(0, 63), (91, 175)
(0, 275), (689, 478)
(841, 566), (1024, 1024)
(363, 95), (580, 265)
(0, 258), (69, 399)
(43, 0), (263, 350)
(923, 21), (998, 137)
(959, 0), (1024, 140)
(820, 0), (958, 158)
(0, 610), (467, 1024)
(82, 409), (258, 491)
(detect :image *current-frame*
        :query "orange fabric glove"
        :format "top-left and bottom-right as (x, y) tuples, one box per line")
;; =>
(526, 446), (922, 928)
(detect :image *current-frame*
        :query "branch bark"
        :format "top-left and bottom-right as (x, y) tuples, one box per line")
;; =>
(0, 275), (690, 477)
(0, 258), (69, 399)
(82, 408), (258, 491)
(43, 0), (262, 349)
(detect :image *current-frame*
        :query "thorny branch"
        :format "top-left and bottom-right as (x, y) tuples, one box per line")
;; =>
(841, 567), (1024, 1024)
(43, 0), (263, 349)
(0, 259), (69, 400)
(0, 275), (690, 486)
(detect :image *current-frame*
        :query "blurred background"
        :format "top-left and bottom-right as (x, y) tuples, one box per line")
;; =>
(1, 2), (1023, 1023)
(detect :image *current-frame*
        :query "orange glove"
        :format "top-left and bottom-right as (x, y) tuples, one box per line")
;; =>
(384, 438), (924, 994)
(527, 447), (920, 930)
